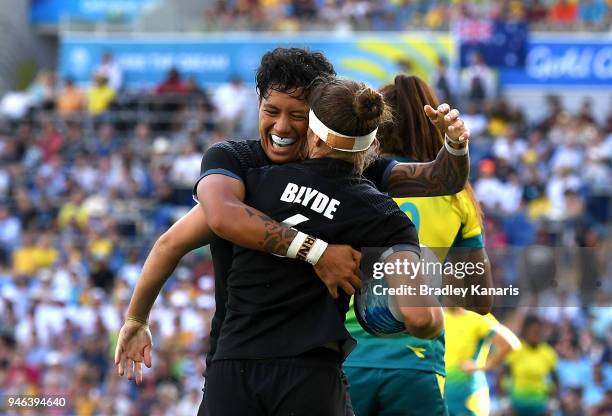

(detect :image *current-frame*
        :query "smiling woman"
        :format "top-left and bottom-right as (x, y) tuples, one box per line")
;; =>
(258, 88), (310, 163)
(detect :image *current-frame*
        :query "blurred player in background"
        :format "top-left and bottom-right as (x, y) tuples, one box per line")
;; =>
(344, 75), (491, 416)
(115, 49), (470, 390)
(444, 308), (520, 416)
(501, 315), (559, 416)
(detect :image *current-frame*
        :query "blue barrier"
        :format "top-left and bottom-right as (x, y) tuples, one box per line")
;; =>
(59, 33), (454, 89)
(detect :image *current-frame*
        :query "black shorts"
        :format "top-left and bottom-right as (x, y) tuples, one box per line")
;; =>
(199, 349), (352, 416)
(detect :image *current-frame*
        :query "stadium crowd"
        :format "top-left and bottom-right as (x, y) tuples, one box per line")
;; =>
(0, 58), (610, 415)
(200, 0), (612, 32)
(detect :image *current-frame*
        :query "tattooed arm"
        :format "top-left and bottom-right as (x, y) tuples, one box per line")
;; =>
(387, 144), (469, 197)
(387, 104), (470, 198)
(197, 174), (361, 297)
(197, 174), (298, 253)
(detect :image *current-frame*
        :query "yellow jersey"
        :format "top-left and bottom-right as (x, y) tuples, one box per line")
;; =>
(394, 189), (483, 257)
(506, 341), (557, 406)
(345, 184), (484, 375)
(444, 310), (501, 415)
(444, 310), (499, 371)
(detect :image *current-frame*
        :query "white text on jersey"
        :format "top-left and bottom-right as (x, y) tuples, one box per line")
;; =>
(280, 182), (340, 219)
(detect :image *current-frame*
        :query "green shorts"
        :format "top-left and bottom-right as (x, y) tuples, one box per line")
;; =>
(344, 366), (448, 416)
(511, 401), (547, 416)
(446, 385), (489, 416)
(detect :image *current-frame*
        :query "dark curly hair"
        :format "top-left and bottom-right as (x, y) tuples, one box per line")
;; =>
(255, 48), (336, 100)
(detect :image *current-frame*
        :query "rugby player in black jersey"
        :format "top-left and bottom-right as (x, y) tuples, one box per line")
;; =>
(201, 77), (444, 416)
(115, 48), (469, 390)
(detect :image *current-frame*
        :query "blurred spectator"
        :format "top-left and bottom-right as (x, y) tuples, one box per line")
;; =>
(579, 0), (608, 28)
(212, 75), (250, 134)
(525, 0), (549, 24)
(555, 323), (592, 393)
(34, 234), (59, 269)
(95, 52), (123, 92)
(430, 57), (459, 107)
(424, 2), (450, 29)
(520, 227), (556, 294)
(584, 131), (612, 194)
(153, 68), (191, 132)
(61, 122), (88, 165)
(37, 117), (64, 163)
(292, 0), (318, 20)
(89, 255), (115, 294)
(71, 154), (98, 194)
(492, 125), (527, 167)
(88, 73), (116, 115)
(57, 191), (89, 231)
(546, 167), (582, 220)
(14, 187), (38, 231)
(475, 159), (506, 212)
(26, 70), (55, 111)
(460, 51), (496, 105)
(91, 122), (122, 157)
(129, 122), (154, 162)
(12, 233), (39, 276)
(461, 101), (489, 138)
(155, 67), (190, 94)
(56, 78), (86, 115)
(0, 205), (21, 264)
(500, 171), (524, 214)
(176, 387), (203, 415)
(578, 98), (596, 125)
(171, 141), (202, 189)
(550, 0), (579, 28)
(560, 387), (585, 416)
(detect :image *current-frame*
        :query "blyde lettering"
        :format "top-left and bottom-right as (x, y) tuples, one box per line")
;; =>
(280, 183), (341, 219)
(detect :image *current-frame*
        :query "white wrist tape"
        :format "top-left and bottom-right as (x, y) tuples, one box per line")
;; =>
(445, 133), (464, 145)
(305, 239), (329, 265)
(287, 231), (308, 258)
(445, 137), (469, 156)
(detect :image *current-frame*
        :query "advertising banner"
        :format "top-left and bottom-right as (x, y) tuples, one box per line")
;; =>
(59, 33), (454, 89)
(499, 37), (612, 87)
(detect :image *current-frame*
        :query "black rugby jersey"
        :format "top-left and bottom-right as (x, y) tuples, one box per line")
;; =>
(213, 157), (419, 360)
(194, 140), (399, 364)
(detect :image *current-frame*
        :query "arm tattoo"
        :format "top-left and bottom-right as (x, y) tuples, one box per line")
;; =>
(386, 146), (469, 197)
(244, 207), (298, 255)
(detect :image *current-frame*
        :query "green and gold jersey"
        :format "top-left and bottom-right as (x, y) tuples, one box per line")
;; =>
(444, 310), (498, 390)
(506, 342), (557, 406)
(345, 174), (484, 374)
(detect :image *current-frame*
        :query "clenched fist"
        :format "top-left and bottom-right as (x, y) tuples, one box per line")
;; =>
(424, 103), (470, 147)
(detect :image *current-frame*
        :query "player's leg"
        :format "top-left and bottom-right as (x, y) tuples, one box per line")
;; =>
(446, 380), (479, 416)
(344, 366), (382, 416)
(265, 351), (348, 416)
(464, 387), (490, 416)
(340, 369), (356, 416)
(199, 360), (266, 416)
(377, 369), (448, 416)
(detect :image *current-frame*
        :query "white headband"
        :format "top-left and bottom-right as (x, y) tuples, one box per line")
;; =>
(308, 109), (377, 152)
